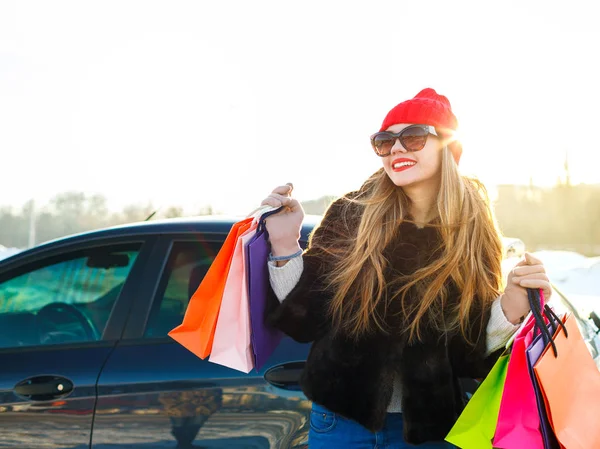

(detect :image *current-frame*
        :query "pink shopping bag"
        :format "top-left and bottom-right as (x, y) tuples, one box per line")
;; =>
(208, 220), (258, 373)
(493, 292), (547, 449)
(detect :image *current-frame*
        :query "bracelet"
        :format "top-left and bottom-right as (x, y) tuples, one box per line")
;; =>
(268, 249), (303, 262)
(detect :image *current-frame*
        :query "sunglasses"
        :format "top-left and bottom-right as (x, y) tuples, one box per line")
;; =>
(370, 125), (438, 157)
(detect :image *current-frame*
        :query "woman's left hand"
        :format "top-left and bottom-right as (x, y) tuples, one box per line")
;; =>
(501, 252), (552, 325)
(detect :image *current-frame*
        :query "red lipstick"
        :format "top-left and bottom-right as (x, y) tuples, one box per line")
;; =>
(391, 158), (417, 172)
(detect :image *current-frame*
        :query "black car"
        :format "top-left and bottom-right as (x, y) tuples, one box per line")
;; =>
(0, 215), (323, 449)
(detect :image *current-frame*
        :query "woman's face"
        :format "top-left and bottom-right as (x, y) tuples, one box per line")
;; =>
(381, 123), (443, 189)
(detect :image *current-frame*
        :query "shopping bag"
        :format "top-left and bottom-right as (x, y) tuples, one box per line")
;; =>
(522, 287), (561, 449)
(168, 217), (253, 359)
(526, 332), (560, 449)
(493, 321), (542, 448)
(534, 312), (600, 449)
(246, 207), (285, 371)
(493, 291), (547, 449)
(208, 220), (257, 372)
(445, 349), (510, 448)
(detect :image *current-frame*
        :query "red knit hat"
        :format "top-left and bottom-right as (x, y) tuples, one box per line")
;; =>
(379, 88), (462, 163)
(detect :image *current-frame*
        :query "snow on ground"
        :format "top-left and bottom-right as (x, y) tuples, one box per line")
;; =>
(0, 245), (21, 261)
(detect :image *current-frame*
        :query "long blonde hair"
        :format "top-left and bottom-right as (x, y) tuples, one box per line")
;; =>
(322, 146), (504, 344)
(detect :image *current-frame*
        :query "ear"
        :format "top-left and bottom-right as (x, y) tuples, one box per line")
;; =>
(448, 141), (462, 164)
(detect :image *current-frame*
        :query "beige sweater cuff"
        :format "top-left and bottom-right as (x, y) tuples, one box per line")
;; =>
(486, 296), (520, 355)
(268, 255), (304, 301)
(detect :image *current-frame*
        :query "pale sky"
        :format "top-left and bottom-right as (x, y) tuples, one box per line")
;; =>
(1, 0), (599, 215)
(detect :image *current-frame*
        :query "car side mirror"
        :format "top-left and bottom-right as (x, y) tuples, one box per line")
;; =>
(590, 311), (600, 333)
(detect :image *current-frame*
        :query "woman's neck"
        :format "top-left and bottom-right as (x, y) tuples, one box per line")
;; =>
(403, 184), (438, 227)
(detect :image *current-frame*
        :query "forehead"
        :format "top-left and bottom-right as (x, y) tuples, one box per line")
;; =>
(385, 123), (415, 133)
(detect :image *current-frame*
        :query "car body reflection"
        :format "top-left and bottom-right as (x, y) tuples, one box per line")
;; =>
(90, 385), (310, 448)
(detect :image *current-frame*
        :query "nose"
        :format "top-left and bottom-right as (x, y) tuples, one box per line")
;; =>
(390, 138), (407, 155)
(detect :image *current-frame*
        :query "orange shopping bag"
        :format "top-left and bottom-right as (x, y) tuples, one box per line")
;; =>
(534, 312), (600, 449)
(208, 220), (258, 373)
(168, 217), (253, 359)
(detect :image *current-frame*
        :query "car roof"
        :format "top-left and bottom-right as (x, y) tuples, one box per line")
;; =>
(72, 213), (323, 237)
(0, 214), (324, 265)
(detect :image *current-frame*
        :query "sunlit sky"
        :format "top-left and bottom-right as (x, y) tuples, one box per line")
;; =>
(1, 0), (599, 215)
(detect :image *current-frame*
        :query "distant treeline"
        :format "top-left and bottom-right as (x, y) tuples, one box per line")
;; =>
(0, 192), (212, 249)
(1, 185), (599, 255)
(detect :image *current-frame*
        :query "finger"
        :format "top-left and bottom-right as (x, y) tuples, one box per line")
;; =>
(272, 184), (294, 196)
(260, 197), (284, 208)
(524, 252), (543, 266)
(285, 197), (301, 210)
(513, 272), (550, 283)
(513, 252), (543, 267)
(518, 279), (552, 292)
(268, 193), (293, 205)
(512, 264), (546, 277)
(261, 194), (302, 213)
(513, 258), (530, 267)
(276, 196), (302, 213)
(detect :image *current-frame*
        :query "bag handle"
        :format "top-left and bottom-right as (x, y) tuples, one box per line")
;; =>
(529, 288), (551, 339)
(246, 205), (285, 225)
(255, 206), (284, 234)
(247, 205), (276, 220)
(527, 288), (568, 358)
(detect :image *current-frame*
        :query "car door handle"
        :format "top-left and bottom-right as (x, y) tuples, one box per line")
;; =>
(264, 361), (305, 390)
(14, 375), (74, 401)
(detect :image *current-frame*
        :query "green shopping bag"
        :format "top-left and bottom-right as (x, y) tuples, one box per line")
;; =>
(445, 350), (510, 448)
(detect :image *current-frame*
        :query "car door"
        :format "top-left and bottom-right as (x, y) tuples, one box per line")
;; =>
(0, 236), (155, 449)
(92, 232), (312, 449)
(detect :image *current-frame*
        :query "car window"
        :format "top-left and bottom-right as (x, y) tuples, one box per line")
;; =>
(145, 240), (222, 338)
(0, 243), (142, 348)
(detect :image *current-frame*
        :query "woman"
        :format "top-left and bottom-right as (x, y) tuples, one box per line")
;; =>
(260, 88), (551, 448)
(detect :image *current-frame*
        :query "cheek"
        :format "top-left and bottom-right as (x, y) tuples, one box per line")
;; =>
(426, 153), (442, 170)
(418, 159), (440, 179)
(382, 157), (392, 172)
(420, 146), (443, 172)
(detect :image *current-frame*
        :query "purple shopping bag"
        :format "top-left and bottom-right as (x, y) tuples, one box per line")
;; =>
(525, 289), (563, 449)
(246, 207), (284, 371)
(526, 331), (560, 449)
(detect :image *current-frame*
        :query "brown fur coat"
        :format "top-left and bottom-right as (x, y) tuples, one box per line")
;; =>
(266, 194), (502, 444)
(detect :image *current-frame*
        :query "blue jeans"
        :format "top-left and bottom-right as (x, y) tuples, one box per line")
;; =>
(309, 403), (455, 448)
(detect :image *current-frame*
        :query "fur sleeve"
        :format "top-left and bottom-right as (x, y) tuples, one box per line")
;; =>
(265, 194), (358, 343)
(448, 300), (504, 379)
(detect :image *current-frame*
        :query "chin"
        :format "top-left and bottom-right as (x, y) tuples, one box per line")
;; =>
(385, 166), (439, 189)
(385, 171), (419, 187)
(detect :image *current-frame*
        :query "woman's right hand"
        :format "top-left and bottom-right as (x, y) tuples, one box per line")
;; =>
(261, 183), (304, 257)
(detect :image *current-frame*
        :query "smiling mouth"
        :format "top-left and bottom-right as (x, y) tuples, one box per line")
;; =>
(392, 161), (416, 171)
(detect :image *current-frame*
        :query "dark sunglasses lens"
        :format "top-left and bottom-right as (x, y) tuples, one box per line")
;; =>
(400, 126), (429, 151)
(372, 134), (395, 155)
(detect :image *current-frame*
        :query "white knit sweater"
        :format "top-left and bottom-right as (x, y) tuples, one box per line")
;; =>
(268, 255), (519, 413)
